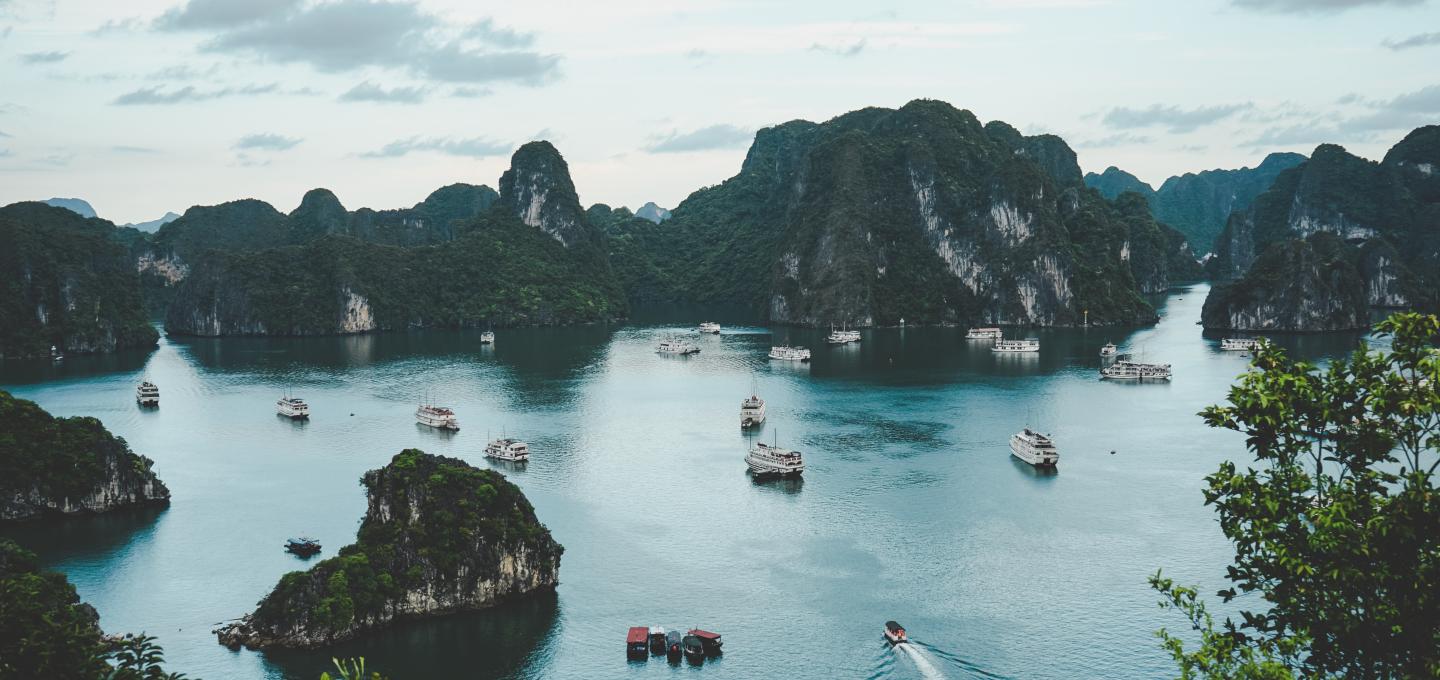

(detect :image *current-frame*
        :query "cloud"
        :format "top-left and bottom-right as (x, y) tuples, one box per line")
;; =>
(111, 145), (158, 153)
(1074, 132), (1153, 148)
(20, 50), (68, 64)
(1230, 0), (1424, 13)
(1102, 103), (1252, 133)
(450, 86), (492, 98)
(92, 17), (143, 35)
(234, 132), (300, 151)
(111, 82), (279, 105)
(145, 63), (222, 81)
(1384, 31), (1440, 49)
(154, 0), (301, 31)
(0, 129), (10, 137)
(360, 136), (510, 159)
(164, 0), (560, 87)
(338, 81), (426, 104)
(0, 148), (11, 158)
(809, 39), (866, 57)
(644, 124), (752, 153)
(1244, 84), (1440, 146)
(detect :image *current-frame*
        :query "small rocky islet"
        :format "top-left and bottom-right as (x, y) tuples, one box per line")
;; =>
(215, 449), (563, 650)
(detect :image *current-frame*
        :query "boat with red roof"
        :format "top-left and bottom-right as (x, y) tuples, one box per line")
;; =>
(626, 626), (649, 659)
(883, 620), (908, 644)
(688, 628), (723, 655)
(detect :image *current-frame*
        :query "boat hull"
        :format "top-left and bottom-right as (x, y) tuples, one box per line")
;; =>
(746, 457), (804, 476)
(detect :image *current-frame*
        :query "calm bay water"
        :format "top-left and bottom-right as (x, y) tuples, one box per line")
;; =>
(0, 284), (1371, 680)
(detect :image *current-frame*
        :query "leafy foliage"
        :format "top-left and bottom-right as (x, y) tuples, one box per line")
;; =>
(1153, 312), (1440, 677)
(103, 634), (193, 680)
(0, 203), (157, 358)
(0, 538), (106, 679)
(320, 657), (388, 680)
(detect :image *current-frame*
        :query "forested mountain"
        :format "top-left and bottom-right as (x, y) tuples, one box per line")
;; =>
(608, 99), (1197, 327)
(41, 197), (97, 218)
(164, 143), (625, 336)
(1084, 152), (1307, 253)
(0, 203), (157, 358)
(635, 201), (672, 223)
(1203, 127), (1440, 331)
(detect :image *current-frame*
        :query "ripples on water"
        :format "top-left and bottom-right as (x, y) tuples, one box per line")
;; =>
(0, 285), (1374, 679)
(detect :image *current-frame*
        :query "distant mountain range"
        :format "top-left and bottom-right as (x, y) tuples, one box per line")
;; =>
(635, 202), (671, 224)
(1084, 152), (1307, 254)
(41, 197), (179, 233)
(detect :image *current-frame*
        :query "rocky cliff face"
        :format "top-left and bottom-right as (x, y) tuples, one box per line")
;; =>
(1084, 167), (1155, 201)
(1201, 234), (1369, 331)
(0, 390), (171, 521)
(1204, 127), (1439, 330)
(498, 142), (594, 248)
(612, 100), (1182, 327)
(216, 450), (561, 649)
(0, 203), (158, 359)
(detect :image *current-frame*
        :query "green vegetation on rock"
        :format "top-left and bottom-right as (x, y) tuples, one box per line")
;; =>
(217, 450), (562, 649)
(0, 203), (158, 359)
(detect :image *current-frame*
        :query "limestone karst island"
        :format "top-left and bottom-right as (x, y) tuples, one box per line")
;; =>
(2, 2), (1437, 679)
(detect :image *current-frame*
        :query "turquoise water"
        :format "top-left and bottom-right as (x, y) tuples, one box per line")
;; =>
(0, 284), (1370, 679)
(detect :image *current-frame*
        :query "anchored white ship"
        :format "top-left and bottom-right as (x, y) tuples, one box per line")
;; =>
(746, 439), (804, 476)
(1100, 342), (1118, 357)
(480, 331), (495, 344)
(826, 326), (861, 344)
(992, 338), (1040, 353)
(276, 396), (310, 419)
(135, 381), (159, 406)
(657, 337), (701, 355)
(966, 327), (1002, 340)
(698, 322), (721, 334)
(1010, 428), (1059, 467)
(1220, 338), (1258, 351)
(740, 393), (767, 428)
(1100, 360), (1172, 381)
(768, 345), (811, 362)
(484, 437), (529, 462)
(416, 403), (459, 430)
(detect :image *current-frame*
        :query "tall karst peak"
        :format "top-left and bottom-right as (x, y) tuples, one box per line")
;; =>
(499, 141), (589, 248)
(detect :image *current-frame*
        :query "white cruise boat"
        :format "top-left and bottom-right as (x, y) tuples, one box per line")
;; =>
(740, 393), (767, 428)
(992, 338), (1040, 353)
(1100, 360), (1172, 381)
(745, 440), (804, 476)
(698, 322), (721, 334)
(657, 337), (701, 355)
(276, 396), (310, 419)
(826, 326), (861, 344)
(768, 345), (811, 362)
(1100, 342), (1118, 357)
(416, 404), (459, 430)
(966, 327), (1003, 340)
(484, 437), (529, 462)
(135, 381), (159, 406)
(1220, 337), (1258, 351)
(480, 331), (495, 344)
(1010, 428), (1059, 467)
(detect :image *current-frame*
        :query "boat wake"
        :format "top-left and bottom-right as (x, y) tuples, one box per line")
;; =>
(875, 640), (1010, 680)
(894, 642), (946, 680)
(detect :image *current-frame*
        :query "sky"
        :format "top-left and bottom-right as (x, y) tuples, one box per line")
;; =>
(0, 0), (1437, 224)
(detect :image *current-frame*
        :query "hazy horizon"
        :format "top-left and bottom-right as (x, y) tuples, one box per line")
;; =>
(1, 0), (1438, 223)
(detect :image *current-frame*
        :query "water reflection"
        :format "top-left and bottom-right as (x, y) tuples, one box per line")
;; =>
(749, 474), (805, 495)
(0, 506), (169, 564)
(263, 590), (561, 680)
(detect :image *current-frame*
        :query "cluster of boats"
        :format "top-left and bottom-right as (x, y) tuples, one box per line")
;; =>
(626, 626), (722, 664)
(966, 327), (1040, 353)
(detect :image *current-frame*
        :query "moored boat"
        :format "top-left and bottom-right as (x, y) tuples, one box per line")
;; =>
(883, 620), (908, 645)
(284, 537), (321, 556)
(966, 327), (1002, 340)
(276, 395), (310, 419)
(657, 338), (701, 355)
(626, 626), (649, 659)
(698, 322), (721, 334)
(1009, 428), (1059, 467)
(480, 331), (495, 344)
(681, 633), (705, 664)
(827, 326), (861, 344)
(648, 626), (667, 655)
(740, 393), (767, 428)
(485, 437), (529, 462)
(688, 629), (723, 655)
(1100, 360), (1172, 381)
(746, 439), (804, 477)
(1221, 337), (1259, 351)
(993, 338), (1040, 353)
(768, 345), (811, 362)
(665, 630), (683, 661)
(1100, 342), (1118, 357)
(135, 381), (159, 406)
(416, 403), (459, 430)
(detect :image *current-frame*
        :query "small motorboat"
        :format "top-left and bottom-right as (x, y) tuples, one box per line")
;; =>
(284, 537), (321, 557)
(1100, 342), (1117, 357)
(480, 331), (495, 344)
(681, 633), (706, 664)
(883, 620), (908, 645)
(665, 630), (683, 661)
(648, 626), (667, 655)
(626, 626), (649, 660)
(688, 629), (723, 656)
